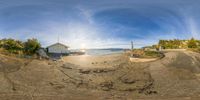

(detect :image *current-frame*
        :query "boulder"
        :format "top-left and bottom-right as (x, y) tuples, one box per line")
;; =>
(37, 48), (49, 59)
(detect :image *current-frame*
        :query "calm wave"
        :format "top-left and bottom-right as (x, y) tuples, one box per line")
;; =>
(84, 49), (124, 56)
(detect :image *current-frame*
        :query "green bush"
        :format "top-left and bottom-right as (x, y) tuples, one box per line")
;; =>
(144, 51), (163, 58)
(159, 39), (182, 49)
(1, 39), (24, 54)
(0, 38), (41, 55)
(130, 49), (163, 58)
(158, 38), (200, 49)
(188, 38), (198, 48)
(24, 38), (41, 54)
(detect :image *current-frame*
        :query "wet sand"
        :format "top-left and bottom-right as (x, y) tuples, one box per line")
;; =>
(61, 54), (126, 68)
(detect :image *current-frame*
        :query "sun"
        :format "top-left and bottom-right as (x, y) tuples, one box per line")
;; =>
(81, 43), (86, 49)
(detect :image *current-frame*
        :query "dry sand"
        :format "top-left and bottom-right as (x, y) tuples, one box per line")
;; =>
(0, 51), (200, 100)
(130, 57), (158, 62)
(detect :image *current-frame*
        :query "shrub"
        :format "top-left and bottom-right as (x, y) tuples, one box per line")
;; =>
(1, 39), (24, 54)
(130, 49), (163, 58)
(24, 38), (41, 54)
(188, 38), (198, 48)
(189, 48), (200, 53)
(144, 51), (163, 58)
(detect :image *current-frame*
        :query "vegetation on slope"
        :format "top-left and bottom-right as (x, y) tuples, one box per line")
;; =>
(146, 38), (200, 53)
(0, 38), (41, 55)
(147, 38), (200, 50)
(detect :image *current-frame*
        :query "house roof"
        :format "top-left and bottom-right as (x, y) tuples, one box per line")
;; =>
(46, 43), (69, 48)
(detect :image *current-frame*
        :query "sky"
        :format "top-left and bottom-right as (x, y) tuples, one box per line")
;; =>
(0, 0), (200, 49)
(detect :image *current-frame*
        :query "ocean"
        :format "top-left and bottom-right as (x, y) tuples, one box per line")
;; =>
(85, 49), (125, 56)
(71, 48), (125, 56)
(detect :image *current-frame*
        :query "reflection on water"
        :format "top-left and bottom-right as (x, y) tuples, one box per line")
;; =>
(84, 49), (125, 56)
(70, 48), (125, 56)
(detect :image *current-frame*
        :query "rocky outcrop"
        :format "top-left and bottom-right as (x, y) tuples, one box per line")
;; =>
(37, 48), (49, 59)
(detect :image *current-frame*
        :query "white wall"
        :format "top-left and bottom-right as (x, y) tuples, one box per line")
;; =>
(48, 44), (69, 53)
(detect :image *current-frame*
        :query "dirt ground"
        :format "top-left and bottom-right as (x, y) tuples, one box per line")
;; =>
(0, 51), (200, 100)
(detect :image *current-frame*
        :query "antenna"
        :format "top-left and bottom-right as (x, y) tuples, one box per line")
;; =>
(57, 33), (60, 43)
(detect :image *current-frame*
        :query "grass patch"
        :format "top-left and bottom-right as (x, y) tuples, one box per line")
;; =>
(130, 49), (163, 58)
(188, 48), (200, 53)
(143, 51), (163, 58)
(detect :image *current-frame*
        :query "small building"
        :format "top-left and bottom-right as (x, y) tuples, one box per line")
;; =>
(142, 46), (151, 51)
(46, 43), (70, 54)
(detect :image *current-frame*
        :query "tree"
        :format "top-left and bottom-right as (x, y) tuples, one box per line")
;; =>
(188, 38), (197, 48)
(24, 38), (41, 54)
(159, 40), (167, 49)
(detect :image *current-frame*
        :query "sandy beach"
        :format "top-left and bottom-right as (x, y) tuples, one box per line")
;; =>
(61, 53), (126, 68)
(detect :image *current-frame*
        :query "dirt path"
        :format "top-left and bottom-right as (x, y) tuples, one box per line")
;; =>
(149, 51), (200, 99)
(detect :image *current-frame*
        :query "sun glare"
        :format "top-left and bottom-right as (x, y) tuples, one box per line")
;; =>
(81, 43), (86, 49)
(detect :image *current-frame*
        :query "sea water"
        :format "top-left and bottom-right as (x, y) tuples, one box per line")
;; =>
(84, 49), (124, 56)
(71, 49), (125, 56)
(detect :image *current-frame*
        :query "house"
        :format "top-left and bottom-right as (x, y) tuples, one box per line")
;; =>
(46, 43), (70, 54)
(142, 46), (152, 51)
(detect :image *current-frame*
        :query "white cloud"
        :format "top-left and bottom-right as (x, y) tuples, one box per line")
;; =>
(77, 7), (94, 24)
(187, 17), (200, 39)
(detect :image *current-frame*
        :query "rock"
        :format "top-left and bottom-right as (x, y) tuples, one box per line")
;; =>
(93, 69), (114, 73)
(12, 87), (16, 91)
(145, 90), (157, 95)
(100, 81), (113, 91)
(120, 76), (137, 84)
(138, 81), (154, 94)
(36, 48), (49, 59)
(61, 63), (78, 69)
(121, 78), (136, 84)
(49, 82), (65, 89)
(79, 69), (91, 74)
(54, 84), (65, 89)
(93, 69), (104, 73)
(61, 64), (73, 69)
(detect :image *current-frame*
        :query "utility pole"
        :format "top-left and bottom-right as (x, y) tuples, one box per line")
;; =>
(57, 33), (60, 43)
(131, 41), (134, 50)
